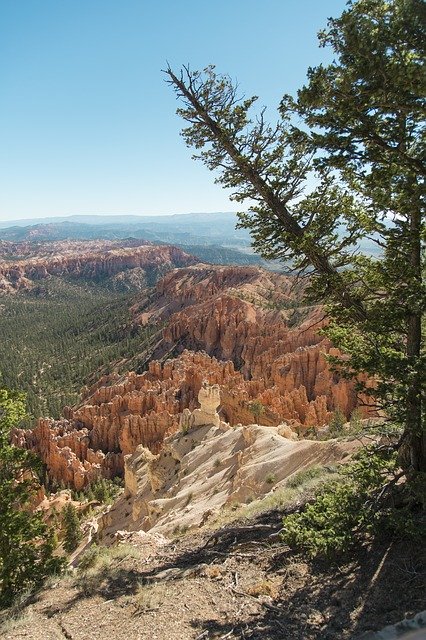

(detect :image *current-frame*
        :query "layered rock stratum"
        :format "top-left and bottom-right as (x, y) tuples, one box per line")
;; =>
(0, 239), (196, 292)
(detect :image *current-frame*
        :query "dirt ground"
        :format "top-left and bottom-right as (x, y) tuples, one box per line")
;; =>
(1, 507), (425, 640)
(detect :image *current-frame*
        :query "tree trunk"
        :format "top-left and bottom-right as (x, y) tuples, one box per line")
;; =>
(405, 206), (425, 472)
(406, 314), (425, 472)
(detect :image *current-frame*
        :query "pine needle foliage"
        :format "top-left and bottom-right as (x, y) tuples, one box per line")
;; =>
(62, 503), (82, 553)
(0, 386), (64, 608)
(281, 448), (425, 558)
(165, 0), (425, 474)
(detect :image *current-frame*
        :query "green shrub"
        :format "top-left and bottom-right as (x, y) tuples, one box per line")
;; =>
(328, 407), (346, 436)
(281, 448), (422, 558)
(248, 400), (265, 421)
(349, 408), (363, 433)
(265, 473), (277, 485)
(62, 503), (82, 553)
(172, 524), (189, 537)
(286, 466), (324, 489)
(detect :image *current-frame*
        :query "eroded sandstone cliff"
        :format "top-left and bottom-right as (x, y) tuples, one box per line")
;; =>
(99, 387), (358, 538)
(0, 239), (196, 292)
(136, 265), (359, 419)
(13, 352), (240, 488)
(13, 264), (371, 488)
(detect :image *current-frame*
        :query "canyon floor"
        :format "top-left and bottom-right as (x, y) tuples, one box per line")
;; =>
(1, 500), (424, 640)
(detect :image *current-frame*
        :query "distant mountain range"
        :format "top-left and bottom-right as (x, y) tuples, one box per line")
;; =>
(0, 213), (268, 267)
(0, 211), (381, 264)
(0, 212), (237, 227)
(0, 212), (251, 246)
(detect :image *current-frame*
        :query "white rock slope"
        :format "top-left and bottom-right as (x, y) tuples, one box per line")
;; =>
(99, 385), (354, 540)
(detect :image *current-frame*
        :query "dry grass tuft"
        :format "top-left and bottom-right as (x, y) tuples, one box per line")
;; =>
(134, 582), (170, 613)
(246, 579), (280, 599)
(74, 543), (141, 596)
(0, 589), (35, 635)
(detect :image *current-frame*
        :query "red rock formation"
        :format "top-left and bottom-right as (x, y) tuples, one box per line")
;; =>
(14, 347), (364, 490)
(0, 240), (196, 292)
(13, 352), (244, 488)
(136, 265), (360, 422)
(14, 264), (372, 488)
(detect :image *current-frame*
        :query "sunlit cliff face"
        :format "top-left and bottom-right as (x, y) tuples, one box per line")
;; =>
(12, 264), (372, 490)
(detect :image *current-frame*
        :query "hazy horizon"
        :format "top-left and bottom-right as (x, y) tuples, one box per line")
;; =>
(0, 210), (238, 226)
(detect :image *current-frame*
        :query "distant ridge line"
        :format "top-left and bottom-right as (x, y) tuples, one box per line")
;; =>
(0, 211), (238, 229)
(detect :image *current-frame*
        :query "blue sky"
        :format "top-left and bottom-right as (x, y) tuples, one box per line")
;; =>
(0, 0), (348, 221)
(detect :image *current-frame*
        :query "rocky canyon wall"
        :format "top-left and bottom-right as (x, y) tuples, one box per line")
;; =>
(13, 263), (370, 489)
(0, 240), (196, 292)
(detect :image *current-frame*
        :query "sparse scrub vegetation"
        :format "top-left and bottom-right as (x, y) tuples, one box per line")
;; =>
(78, 543), (139, 573)
(74, 477), (123, 504)
(328, 408), (346, 436)
(349, 409), (363, 433)
(281, 449), (425, 558)
(0, 590), (35, 636)
(172, 524), (189, 537)
(207, 464), (339, 529)
(134, 582), (170, 613)
(265, 472), (277, 485)
(75, 544), (140, 596)
(248, 400), (265, 421)
(233, 289), (302, 312)
(286, 465), (326, 489)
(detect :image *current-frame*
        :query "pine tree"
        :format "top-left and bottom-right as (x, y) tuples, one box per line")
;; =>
(165, 0), (425, 475)
(62, 502), (82, 553)
(0, 385), (64, 608)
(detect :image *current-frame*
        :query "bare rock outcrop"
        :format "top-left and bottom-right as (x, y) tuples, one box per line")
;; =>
(0, 239), (196, 293)
(101, 401), (357, 538)
(180, 381), (222, 431)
